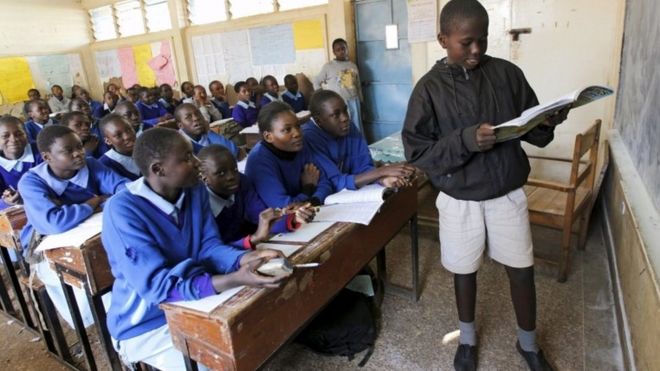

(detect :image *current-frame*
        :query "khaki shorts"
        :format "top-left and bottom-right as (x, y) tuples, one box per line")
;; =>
(436, 188), (534, 274)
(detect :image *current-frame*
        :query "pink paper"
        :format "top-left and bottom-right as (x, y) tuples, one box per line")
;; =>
(118, 47), (138, 88)
(148, 41), (176, 86)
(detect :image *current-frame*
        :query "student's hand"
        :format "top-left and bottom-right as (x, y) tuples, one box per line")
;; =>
(159, 114), (174, 122)
(475, 123), (496, 151)
(301, 163), (320, 187)
(293, 204), (316, 225)
(237, 147), (248, 161)
(251, 208), (281, 244)
(2, 189), (21, 206)
(377, 163), (415, 179)
(239, 249), (284, 267)
(85, 195), (109, 212)
(234, 259), (290, 289)
(542, 106), (571, 127)
(379, 176), (409, 188)
(156, 119), (178, 129)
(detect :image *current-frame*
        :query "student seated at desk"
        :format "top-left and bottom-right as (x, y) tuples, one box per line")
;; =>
(208, 80), (231, 119)
(18, 125), (129, 328)
(99, 114), (140, 181)
(23, 89), (42, 118)
(48, 85), (70, 114)
(175, 103), (241, 159)
(246, 77), (262, 107)
(137, 87), (173, 127)
(231, 81), (258, 128)
(0, 116), (42, 210)
(282, 74), (307, 113)
(199, 145), (315, 249)
(24, 99), (56, 143)
(102, 128), (287, 371)
(61, 111), (103, 158)
(259, 75), (281, 108)
(69, 97), (109, 156)
(114, 101), (154, 136)
(245, 102), (332, 208)
(78, 89), (103, 121)
(192, 85), (223, 123)
(180, 81), (195, 103)
(124, 87), (139, 105)
(304, 90), (415, 191)
(159, 83), (180, 115)
(98, 91), (119, 118)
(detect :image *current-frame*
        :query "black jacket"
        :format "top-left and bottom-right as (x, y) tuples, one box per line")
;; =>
(402, 56), (555, 201)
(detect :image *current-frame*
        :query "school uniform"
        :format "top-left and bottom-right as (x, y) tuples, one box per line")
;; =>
(231, 101), (258, 128)
(134, 121), (155, 137)
(48, 96), (70, 114)
(0, 143), (42, 210)
(158, 97), (180, 115)
(18, 158), (129, 328)
(179, 130), (239, 158)
(207, 174), (293, 249)
(258, 92), (280, 108)
(102, 179), (246, 370)
(100, 149), (141, 181)
(302, 119), (374, 192)
(245, 141), (333, 208)
(137, 100), (169, 127)
(196, 102), (222, 123)
(88, 100), (104, 120)
(210, 97), (231, 119)
(282, 90), (306, 113)
(23, 118), (56, 142)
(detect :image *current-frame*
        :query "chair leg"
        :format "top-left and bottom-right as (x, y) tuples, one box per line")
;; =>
(557, 224), (573, 283)
(577, 212), (591, 251)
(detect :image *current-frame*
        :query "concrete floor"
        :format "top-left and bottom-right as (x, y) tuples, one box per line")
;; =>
(0, 210), (624, 370)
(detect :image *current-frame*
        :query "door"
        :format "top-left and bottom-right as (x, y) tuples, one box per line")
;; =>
(355, 0), (413, 143)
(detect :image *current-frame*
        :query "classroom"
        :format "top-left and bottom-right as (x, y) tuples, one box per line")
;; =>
(0, 0), (657, 370)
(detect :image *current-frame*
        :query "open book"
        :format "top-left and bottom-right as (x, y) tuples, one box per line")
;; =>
(36, 212), (103, 252)
(495, 85), (613, 142)
(315, 184), (393, 225)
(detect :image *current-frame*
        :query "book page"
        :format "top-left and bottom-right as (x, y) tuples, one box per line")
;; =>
(314, 202), (382, 225)
(171, 286), (243, 313)
(209, 118), (234, 128)
(324, 184), (387, 205)
(240, 124), (259, 134)
(256, 243), (303, 257)
(270, 221), (335, 243)
(36, 212), (103, 252)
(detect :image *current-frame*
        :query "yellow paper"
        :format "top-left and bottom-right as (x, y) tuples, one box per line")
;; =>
(0, 57), (35, 104)
(293, 20), (324, 50)
(132, 44), (156, 87)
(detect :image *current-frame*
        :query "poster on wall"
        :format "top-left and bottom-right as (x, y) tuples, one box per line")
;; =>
(408, 0), (438, 43)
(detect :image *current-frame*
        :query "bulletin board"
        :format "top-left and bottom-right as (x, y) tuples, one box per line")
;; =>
(190, 18), (327, 88)
(94, 40), (178, 89)
(0, 53), (86, 104)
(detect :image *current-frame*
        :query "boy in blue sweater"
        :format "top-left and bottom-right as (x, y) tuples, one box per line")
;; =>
(259, 75), (281, 108)
(102, 127), (286, 370)
(175, 103), (241, 158)
(24, 99), (56, 142)
(199, 144), (315, 249)
(99, 114), (141, 181)
(61, 111), (104, 158)
(231, 81), (259, 128)
(137, 88), (173, 127)
(245, 102), (333, 208)
(208, 80), (231, 119)
(114, 101), (154, 136)
(304, 90), (414, 192)
(18, 125), (129, 329)
(0, 116), (42, 210)
(78, 89), (104, 121)
(282, 74), (306, 113)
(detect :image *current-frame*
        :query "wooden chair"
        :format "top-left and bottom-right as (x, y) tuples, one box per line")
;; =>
(524, 119), (602, 282)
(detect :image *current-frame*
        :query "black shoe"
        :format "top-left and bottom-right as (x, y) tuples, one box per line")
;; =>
(454, 343), (477, 371)
(516, 341), (555, 371)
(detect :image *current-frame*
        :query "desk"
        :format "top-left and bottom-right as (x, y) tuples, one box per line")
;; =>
(162, 182), (419, 371)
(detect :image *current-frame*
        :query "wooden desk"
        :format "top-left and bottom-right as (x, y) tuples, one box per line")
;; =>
(162, 183), (419, 371)
(0, 207), (32, 324)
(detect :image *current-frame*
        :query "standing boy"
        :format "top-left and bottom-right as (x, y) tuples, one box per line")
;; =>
(402, 1), (568, 370)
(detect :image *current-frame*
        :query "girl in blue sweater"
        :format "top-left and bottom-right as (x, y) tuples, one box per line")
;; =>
(99, 114), (141, 181)
(102, 128), (287, 370)
(0, 116), (42, 210)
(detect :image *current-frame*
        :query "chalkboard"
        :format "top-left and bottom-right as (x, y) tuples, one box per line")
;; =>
(614, 0), (660, 211)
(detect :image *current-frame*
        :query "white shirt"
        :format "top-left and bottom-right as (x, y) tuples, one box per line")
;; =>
(207, 187), (235, 217)
(127, 177), (186, 224)
(30, 161), (89, 196)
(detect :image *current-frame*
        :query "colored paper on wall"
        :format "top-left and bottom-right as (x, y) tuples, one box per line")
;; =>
(293, 20), (324, 50)
(96, 50), (122, 81)
(35, 55), (71, 90)
(118, 47), (138, 88)
(148, 41), (176, 86)
(249, 24), (295, 66)
(133, 44), (156, 87)
(0, 57), (35, 104)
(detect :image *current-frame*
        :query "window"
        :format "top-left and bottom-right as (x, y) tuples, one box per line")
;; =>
(229, 0), (274, 19)
(115, 0), (145, 37)
(145, 0), (172, 32)
(188, 0), (227, 25)
(278, 0), (327, 11)
(89, 6), (117, 41)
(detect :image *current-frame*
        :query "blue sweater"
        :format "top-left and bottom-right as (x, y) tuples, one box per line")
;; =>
(102, 182), (246, 340)
(245, 141), (333, 208)
(99, 151), (141, 181)
(302, 120), (375, 191)
(89, 100), (104, 120)
(18, 158), (129, 248)
(24, 118), (57, 143)
(211, 98), (231, 119)
(282, 91), (306, 113)
(186, 131), (239, 158)
(0, 143), (42, 210)
(232, 101), (258, 128)
(259, 93), (279, 109)
(137, 101), (169, 126)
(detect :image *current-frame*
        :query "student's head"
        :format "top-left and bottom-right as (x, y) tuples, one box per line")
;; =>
(438, 0), (489, 70)
(181, 81), (195, 98)
(139, 88), (158, 105)
(78, 89), (91, 102)
(60, 111), (92, 141)
(69, 98), (92, 119)
(234, 81), (250, 102)
(71, 85), (83, 99)
(0, 116), (28, 160)
(126, 87), (139, 103)
(37, 125), (85, 173)
(100, 114), (136, 156)
(175, 103), (208, 139)
(193, 85), (208, 101)
(133, 128), (200, 189)
(27, 99), (50, 123)
(245, 77), (258, 93)
(208, 80), (225, 99)
(160, 83), (174, 100)
(198, 145), (239, 198)
(51, 85), (64, 98)
(114, 101), (142, 131)
(284, 74), (298, 94)
(332, 38), (348, 61)
(103, 91), (119, 108)
(261, 75), (279, 96)
(258, 101), (302, 152)
(27, 89), (41, 100)
(105, 83), (119, 95)
(309, 90), (350, 138)
(132, 83), (142, 90)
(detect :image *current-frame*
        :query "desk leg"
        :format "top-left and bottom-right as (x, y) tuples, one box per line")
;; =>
(0, 247), (36, 328)
(56, 266), (97, 371)
(35, 284), (73, 363)
(376, 248), (387, 283)
(85, 286), (122, 371)
(410, 214), (420, 302)
(0, 270), (15, 314)
(183, 355), (199, 371)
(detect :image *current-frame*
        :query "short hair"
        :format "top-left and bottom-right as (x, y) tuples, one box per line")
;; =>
(309, 90), (343, 118)
(284, 74), (296, 83)
(208, 80), (222, 91)
(257, 101), (293, 133)
(233, 81), (247, 93)
(174, 102), (197, 121)
(60, 111), (86, 127)
(26, 99), (47, 112)
(36, 125), (75, 153)
(27, 88), (40, 95)
(439, 0), (489, 35)
(133, 127), (183, 175)
(245, 77), (258, 85)
(68, 98), (88, 111)
(332, 38), (347, 49)
(51, 84), (63, 91)
(198, 144), (232, 164)
(114, 100), (136, 113)
(260, 75), (277, 86)
(99, 113), (129, 134)
(0, 115), (25, 129)
(138, 87), (149, 96)
(181, 81), (193, 91)
(160, 83), (172, 90)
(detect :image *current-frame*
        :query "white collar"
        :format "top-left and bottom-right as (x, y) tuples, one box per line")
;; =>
(178, 129), (208, 146)
(0, 144), (35, 172)
(265, 93), (279, 102)
(127, 177), (186, 219)
(30, 118), (53, 128)
(206, 186), (234, 217)
(30, 161), (90, 196)
(237, 100), (256, 109)
(283, 90), (302, 100)
(139, 101), (159, 109)
(104, 149), (140, 176)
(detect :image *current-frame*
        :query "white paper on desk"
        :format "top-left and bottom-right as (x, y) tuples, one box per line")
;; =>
(314, 202), (382, 225)
(172, 286), (244, 313)
(209, 118), (234, 127)
(296, 110), (311, 119)
(239, 124), (259, 134)
(237, 158), (247, 174)
(270, 221), (335, 243)
(256, 243), (302, 257)
(36, 212), (103, 252)
(324, 184), (389, 205)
